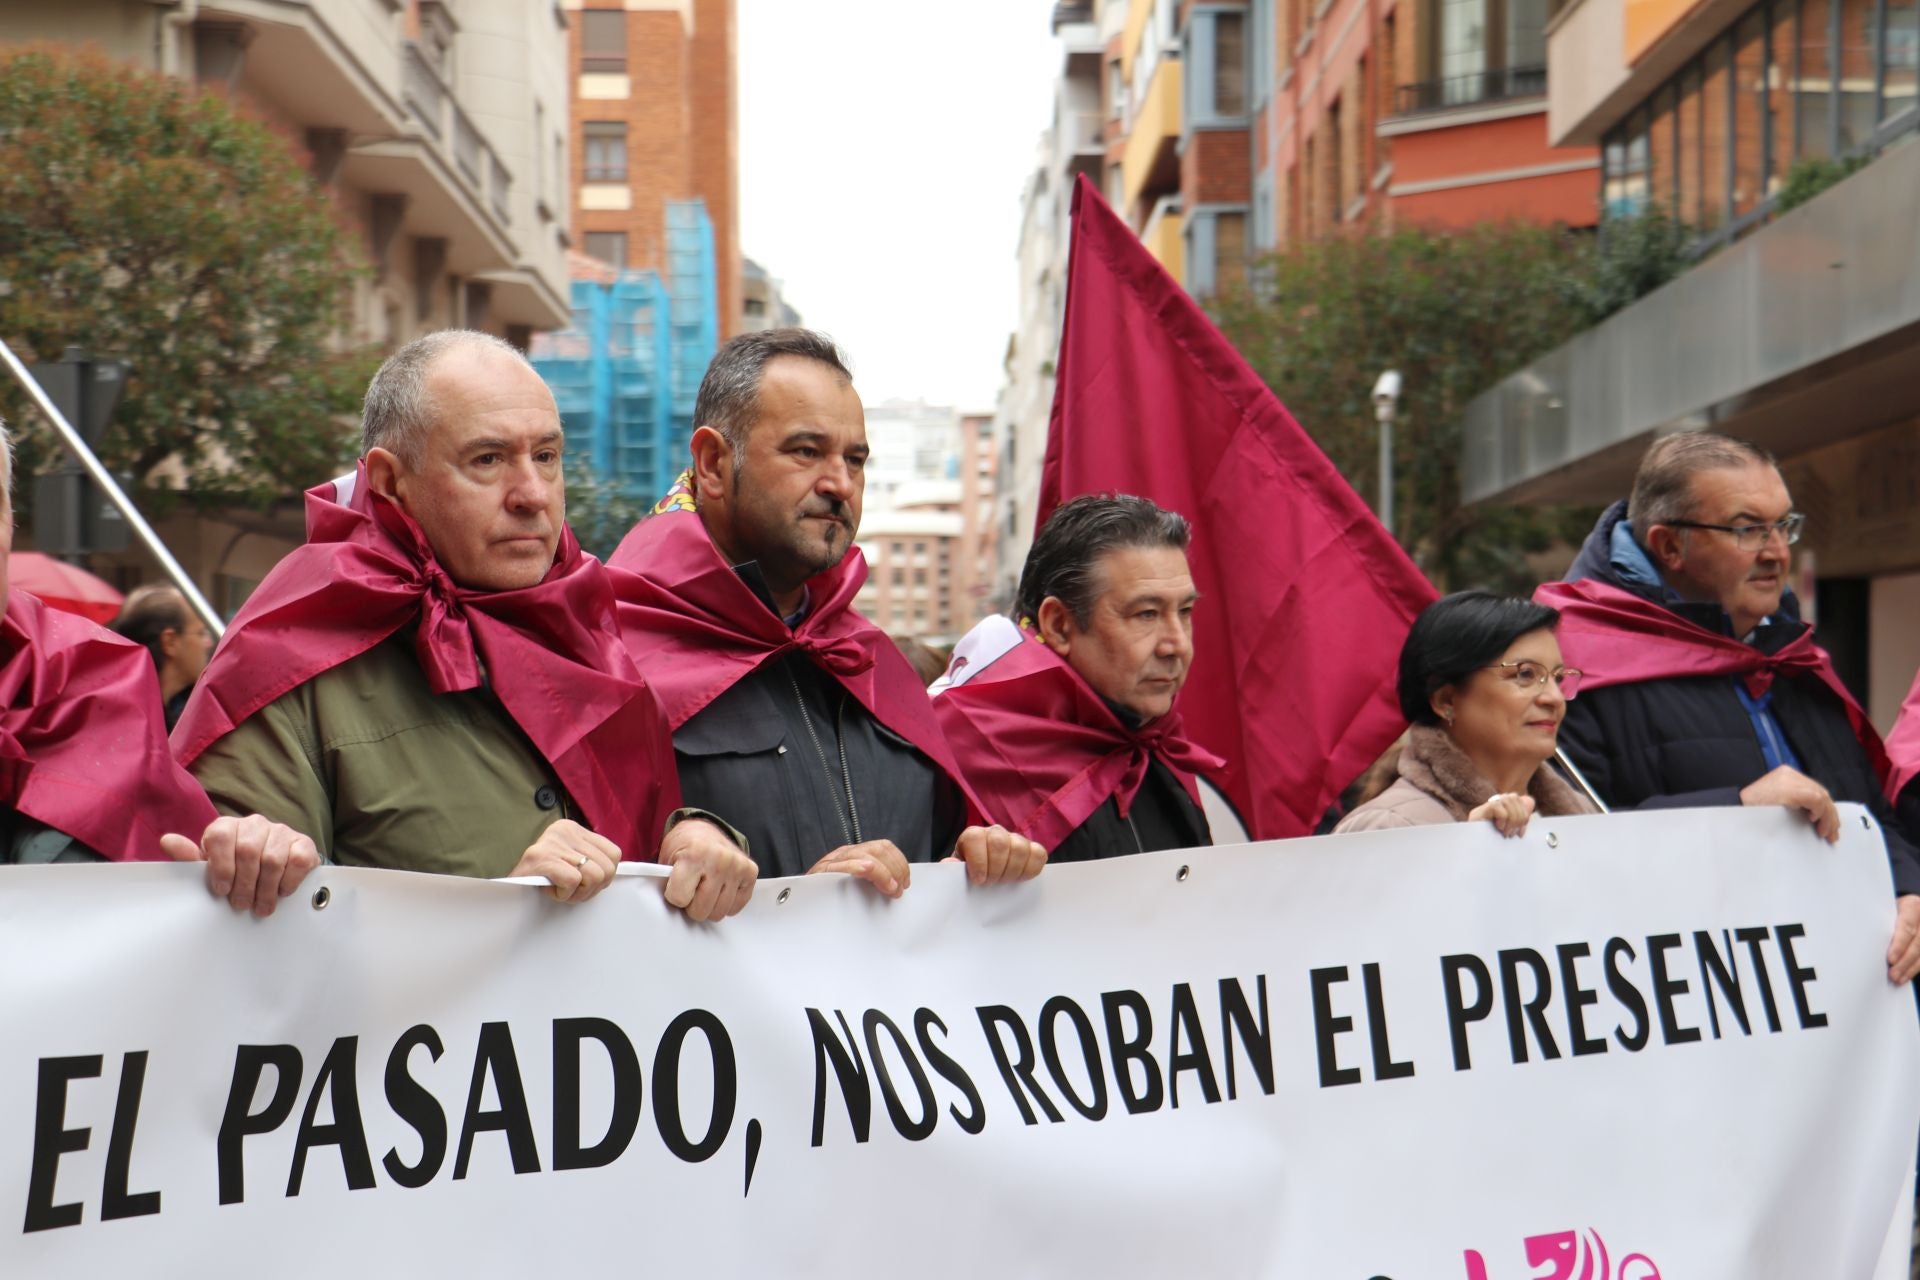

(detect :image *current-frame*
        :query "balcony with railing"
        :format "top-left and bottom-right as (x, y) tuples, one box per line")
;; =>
(1395, 64), (1546, 115)
(400, 40), (512, 229)
(1050, 2), (1094, 32)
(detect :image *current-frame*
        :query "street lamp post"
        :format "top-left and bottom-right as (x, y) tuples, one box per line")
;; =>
(1371, 369), (1402, 539)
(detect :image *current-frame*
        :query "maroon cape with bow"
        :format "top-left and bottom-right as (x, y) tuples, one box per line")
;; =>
(173, 463), (678, 858)
(932, 627), (1225, 851)
(0, 590), (214, 859)
(607, 496), (980, 818)
(1536, 578), (1887, 782)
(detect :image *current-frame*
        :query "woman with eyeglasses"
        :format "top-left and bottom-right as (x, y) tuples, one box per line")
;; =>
(1334, 591), (1599, 837)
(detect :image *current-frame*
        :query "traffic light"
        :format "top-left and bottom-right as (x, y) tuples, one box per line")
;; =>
(27, 348), (130, 557)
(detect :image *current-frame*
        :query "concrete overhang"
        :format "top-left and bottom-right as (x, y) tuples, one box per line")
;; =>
(474, 265), (571, 332)
(1460, 140), (1920, 506)
(341, 139), (518, 276)
(200, 0), (407, 137)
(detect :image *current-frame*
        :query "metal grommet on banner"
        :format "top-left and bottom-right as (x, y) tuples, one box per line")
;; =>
(1175, 864), (1191, 882)
(776, 887), (792, 905)
(311, 886), (331, 911)
(1545, 832), (1559, 849)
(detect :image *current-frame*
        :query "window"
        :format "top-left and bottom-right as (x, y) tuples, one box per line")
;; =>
(1731, 12), (1768, 217)
(1420, 0), (1547, 106)
(581, 9), (627, 74)
(583, 232), (627, 268)
(1214, 210), (1247, 292)
(1838, 0), (1876, 149)
(1186, 9), (1251, 123)
(1765, 0), (1798, 195)
(1798, 0), (1834, 160)
(1439, 0), (1489, 93)
(584, 121), (627, 182)
(1882, 0), (1918, 122)
(1702, 36), (1731, 228)
(1648, 83), (1678, 209)
(1215, 12), (1248, 115)
(1676, 66), (1704, 223)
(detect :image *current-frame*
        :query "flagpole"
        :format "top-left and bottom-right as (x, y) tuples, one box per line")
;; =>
(0, 335), (225, 638)
(1554, 747), (1610, 814)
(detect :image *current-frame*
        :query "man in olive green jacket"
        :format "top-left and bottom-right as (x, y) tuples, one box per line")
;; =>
(178, 332), (756, 920)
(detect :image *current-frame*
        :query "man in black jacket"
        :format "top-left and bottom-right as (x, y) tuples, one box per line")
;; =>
(933, 495), (1219, 862)
(1546, 431), (1920, 984)
(612, 329), (1046, 893)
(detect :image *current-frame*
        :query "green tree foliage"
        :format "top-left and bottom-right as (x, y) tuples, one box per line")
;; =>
(1209, 223), (1604, 592)
(564, 460), (654, 562)
(0, 47), (379, 512)
(1774, 154), (1869, 213)
(1568, 205), (1692, 323)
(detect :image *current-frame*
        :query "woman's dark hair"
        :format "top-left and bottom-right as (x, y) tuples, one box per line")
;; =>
(1396, 590), (1559, 725)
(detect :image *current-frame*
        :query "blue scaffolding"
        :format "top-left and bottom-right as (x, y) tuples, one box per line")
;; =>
(531, 199), (719, 500)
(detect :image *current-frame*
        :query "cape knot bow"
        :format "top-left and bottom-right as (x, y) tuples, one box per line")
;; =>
(413, 559), (482, 695)
(1113, 718), (1224, 819)
(1740, 645), (1824, 700)
(793, 631), (876, 678)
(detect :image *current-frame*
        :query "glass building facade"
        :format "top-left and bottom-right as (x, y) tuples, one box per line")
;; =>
(1600, 0), (1920, 234)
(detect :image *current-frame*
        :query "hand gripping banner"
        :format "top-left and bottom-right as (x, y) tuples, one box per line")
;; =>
(1, 806), (1915, 1277)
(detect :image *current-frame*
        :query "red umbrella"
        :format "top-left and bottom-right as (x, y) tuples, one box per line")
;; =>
(10, 552), (124, 625)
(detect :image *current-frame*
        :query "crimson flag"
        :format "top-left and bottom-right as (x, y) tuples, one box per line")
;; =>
(1038, 174), (1436, 838)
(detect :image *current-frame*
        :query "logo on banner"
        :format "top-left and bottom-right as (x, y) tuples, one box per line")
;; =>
(1462, 1228), (1661, 1279)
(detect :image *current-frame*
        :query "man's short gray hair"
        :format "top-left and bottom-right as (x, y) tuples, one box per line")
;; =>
(693, 328), (853, 462)
(361, 329), (531, 465)
(1628, 430), (1777, 531)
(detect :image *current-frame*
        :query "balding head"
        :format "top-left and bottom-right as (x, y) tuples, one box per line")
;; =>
(361, 330), (536, 467)
(360, 331), (567, 591)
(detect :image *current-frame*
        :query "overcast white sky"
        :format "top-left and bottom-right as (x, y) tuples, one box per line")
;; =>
(737, 2), (1060, 412)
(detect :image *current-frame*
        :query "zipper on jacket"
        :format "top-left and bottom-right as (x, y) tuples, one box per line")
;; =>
(834, 695), (863, 844)
(1124, 810), (1145, 854)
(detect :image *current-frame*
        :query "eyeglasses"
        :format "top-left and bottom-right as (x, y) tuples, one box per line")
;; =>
(1666, 512), (1804, 553)
(1484, 660), (1583, 699)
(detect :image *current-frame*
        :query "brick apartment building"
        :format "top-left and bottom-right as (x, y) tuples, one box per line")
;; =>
(1071, 0), (1599, 293)
(567, 0), (741, 338)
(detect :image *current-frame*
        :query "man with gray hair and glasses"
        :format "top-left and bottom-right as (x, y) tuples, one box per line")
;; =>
(177, 330), (756, 919)
(1537, 430), (1920, 984)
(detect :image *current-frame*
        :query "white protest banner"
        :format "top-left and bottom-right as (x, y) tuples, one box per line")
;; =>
(1, 805), (1915, 1277)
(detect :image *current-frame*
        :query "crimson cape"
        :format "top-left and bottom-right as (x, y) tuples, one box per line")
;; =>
(1535, 578), (1887, 782)
(931, 623), (1224, 852)
(0, 590), (215, 859)
(607, 486), (980, 819)
(173, 463), (678, 857)
(1885, 668), (1920, 803)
